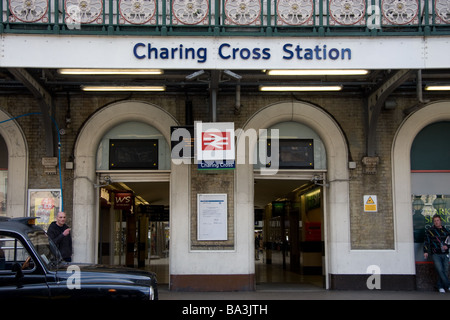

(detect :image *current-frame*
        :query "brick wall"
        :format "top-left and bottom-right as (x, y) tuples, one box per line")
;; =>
(0, 91), (443, 251)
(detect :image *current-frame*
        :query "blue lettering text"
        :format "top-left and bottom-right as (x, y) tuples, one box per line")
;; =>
(219, 43), (271, 60)
(283, 43), (351, 60)
(133, 43), (207, 63)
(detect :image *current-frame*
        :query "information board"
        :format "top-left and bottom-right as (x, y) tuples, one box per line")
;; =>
(197, 194), (228, 241)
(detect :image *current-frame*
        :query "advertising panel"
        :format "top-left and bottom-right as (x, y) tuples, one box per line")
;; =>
(28, 189), (62, 231)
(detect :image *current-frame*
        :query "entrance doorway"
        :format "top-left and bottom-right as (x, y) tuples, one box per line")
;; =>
(98, 179), (170, 284)
(254, 176), (325, 290)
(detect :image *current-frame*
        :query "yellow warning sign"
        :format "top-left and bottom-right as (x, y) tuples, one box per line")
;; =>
(364, 195), (377, 212)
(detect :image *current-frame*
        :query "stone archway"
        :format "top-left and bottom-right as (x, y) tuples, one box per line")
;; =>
(392, 101), (450, 277)
(235, 101), (350, 287)
(72, 101), (180, 263)
(0, 109), (28, 218)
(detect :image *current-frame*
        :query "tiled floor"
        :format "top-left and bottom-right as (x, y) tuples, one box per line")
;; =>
(143, 251), (324, 290)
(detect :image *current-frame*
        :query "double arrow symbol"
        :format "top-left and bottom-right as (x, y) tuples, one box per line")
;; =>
(202, 132), (230, 150)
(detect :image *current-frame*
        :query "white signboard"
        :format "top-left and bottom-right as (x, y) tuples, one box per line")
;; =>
(195, 122), (235, 161)
(2, 34), (450, 70)
(197, 193), (227, 241)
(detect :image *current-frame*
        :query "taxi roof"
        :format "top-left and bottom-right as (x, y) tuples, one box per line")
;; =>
(0, 217), (41, 234)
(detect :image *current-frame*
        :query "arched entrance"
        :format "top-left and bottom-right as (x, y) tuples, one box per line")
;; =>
(392, 101), (450, 288)
(253, 121), (327, 288)
(0, 109), (28, 218)
(236, 101), (350, 289)
(72, 101), (179, 264)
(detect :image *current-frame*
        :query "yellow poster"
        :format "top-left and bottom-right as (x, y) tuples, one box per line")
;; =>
(35, 197), (56, 226)
(28, 189), (61, 231)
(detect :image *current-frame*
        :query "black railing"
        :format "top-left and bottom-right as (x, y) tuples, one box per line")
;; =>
(1, 0), (450, 36)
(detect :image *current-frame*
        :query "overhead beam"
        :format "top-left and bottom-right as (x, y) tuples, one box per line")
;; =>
(366, 70), (412, 158)
(8, 68), (54, 157)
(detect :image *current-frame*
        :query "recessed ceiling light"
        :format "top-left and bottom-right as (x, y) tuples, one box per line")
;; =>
(266, 69), (369, 76)
(59, 69), (163, 75)
(424, 85), (450, 91)
(259, 85), (343, 92)
(81, 85), (166, 92)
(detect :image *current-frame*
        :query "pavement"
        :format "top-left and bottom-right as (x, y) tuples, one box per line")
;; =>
(158, 284), (450, 300)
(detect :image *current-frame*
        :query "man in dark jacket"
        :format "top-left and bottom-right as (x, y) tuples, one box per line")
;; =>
(47, 211), (72, 262)
(424, 214), (450, 293)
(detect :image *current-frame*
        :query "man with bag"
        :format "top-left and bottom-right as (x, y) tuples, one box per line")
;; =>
(424, 214), (450, 293)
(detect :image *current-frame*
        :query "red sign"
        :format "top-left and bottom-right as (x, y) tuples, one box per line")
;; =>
(40, 198), (55, 210)
(196, 122), (235, 161)
(202, 132), (231, 151)
(305, 222), (321, 242)
(114, 192), (134, 210)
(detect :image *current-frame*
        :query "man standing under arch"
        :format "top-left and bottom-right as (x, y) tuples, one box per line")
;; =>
(47, 211), (73, 262)
(424, 214), (450, 293)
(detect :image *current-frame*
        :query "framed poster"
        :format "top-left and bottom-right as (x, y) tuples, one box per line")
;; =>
(197, 193), (227, 241)
(28, 189), (62, 231)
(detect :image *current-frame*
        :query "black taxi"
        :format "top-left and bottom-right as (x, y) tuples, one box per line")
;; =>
(0, 217), (158, 300)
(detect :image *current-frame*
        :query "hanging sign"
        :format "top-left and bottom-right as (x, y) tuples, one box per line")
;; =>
(114, 192), (134, 210)
(195, 122), (235, 162)
(198, 160), (235, 170)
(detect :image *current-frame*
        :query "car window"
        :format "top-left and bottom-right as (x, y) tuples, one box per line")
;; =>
(27, 230), (61, 270)
(0, 234), (35, 272)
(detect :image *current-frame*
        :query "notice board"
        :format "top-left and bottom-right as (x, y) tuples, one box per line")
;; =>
(197, 193), (228, 241)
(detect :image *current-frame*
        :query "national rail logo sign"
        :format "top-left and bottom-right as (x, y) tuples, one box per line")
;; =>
(171, 121), (280, 175)
(196, 122), (235, 161)
(202, 132), (232, 151)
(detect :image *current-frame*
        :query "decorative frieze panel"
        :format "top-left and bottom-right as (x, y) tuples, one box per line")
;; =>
(5, 0), (450, 33)
(119, 0), (156, 25)
(224, 0), (261, 25)
(65, 0), (103, 24)
(381, 0), (419, 25)
(9, 0), (48, 22)
(435, 0), (450, 24)
(276, 0), (313, 25)
(172, 0), (209, 25)
(329, 0), (366, 25)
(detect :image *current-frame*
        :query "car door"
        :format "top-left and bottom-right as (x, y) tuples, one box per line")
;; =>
(0, 231), (50, 299)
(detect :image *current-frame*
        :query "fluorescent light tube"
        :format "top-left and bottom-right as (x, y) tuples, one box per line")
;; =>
(425, 85), (450, 91)
(81, 85), (166, 92)
(59, 69), (163, 75)
(266, 69), (369, 76)
(259, 85), (343, 92)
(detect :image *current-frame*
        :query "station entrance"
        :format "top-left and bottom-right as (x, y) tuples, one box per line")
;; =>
(97, 179), (170, 284)
(254, 175), (325, 290)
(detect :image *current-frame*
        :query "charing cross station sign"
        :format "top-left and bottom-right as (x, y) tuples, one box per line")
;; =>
(133, 42), (353, 63)
(1, 35), (449, 70)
